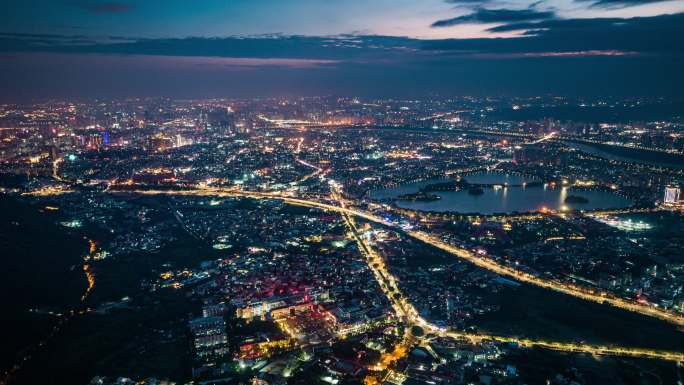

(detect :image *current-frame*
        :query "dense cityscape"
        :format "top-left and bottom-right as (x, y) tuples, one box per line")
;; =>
(1, 96), (683, 385)
(3, 0), (684, 383)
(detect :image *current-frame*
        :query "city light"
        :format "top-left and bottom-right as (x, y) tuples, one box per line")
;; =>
(3, 96), (684, 385)
(592, 216), (654, 232)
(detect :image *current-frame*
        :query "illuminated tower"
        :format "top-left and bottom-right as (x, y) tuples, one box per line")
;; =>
(664, 185), (680, 205)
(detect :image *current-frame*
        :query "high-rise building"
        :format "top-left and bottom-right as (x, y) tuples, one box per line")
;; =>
(664, 185), (681, 205)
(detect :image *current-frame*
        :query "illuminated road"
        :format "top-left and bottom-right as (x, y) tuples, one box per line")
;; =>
(332, 187), (684, 363)
(332, 186), (412, 321)
(109, 186), (684, 329)
(21, 184), (684, 362)
(440, 330), (684, 362)
(80, 264), (95, 302)
(406, 230), (684, 327)
(527, 131), (557, 145)
(21, 185), (74, 197)
(294, 139), (327, 184)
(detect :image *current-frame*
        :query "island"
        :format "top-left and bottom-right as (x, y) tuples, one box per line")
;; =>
(565, 195), (589, 204)
(397, 192), (441, 202)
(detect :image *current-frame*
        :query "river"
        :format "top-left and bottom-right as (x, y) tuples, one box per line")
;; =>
(565, 142), (684, 169)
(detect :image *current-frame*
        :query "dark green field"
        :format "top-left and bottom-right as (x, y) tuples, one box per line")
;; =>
(0, 195), (86, 376)
(472, 283), (684, 351)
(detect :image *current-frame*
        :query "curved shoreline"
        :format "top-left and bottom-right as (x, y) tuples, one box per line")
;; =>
(371, 178), (635, 216)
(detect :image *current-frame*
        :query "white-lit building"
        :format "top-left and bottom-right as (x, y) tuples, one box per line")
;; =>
(664, 185), (681, 205)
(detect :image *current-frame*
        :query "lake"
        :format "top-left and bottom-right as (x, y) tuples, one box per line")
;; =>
(371, 172), (632, 214)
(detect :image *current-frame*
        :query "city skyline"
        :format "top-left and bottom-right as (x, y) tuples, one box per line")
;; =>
(1, 2), (684, 385)
(1, 96), (683, 385)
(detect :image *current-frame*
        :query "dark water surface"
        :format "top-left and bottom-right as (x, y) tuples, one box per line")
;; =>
(372, 172), (632, 214)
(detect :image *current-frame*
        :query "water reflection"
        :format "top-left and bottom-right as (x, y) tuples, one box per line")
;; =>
(372, 172), (633, 215)
(559, 186), (568, 207)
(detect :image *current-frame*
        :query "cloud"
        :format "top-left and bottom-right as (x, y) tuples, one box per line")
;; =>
(0, 34), (421, 63)
(461, 49), (640, 58)
(577, 0), (672, 8)
(424, 12), (684, 54)
(0, 32), (137, 48)
(142, 55), (339, 69)
(1, 35), (683, 100)
(443, 0), (496, 6)
(431, 8), (555, 28)
(0, 52), (337, 69)
(1, 12), (682, 62)
(74, 2), (133, 14)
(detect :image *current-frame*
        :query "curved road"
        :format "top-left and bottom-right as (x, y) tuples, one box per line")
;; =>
(105, 186), (684, 362)
(122, 187), (684, 328)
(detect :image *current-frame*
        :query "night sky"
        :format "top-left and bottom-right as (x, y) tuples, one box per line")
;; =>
(1, 0), (683, 100)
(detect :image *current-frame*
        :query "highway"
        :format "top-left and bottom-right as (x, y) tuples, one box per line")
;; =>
(294, 137), (328, 183)
(20, 183), (684, 362)
(527, 131), (557, 145)
(332, 186), (684, 363)
(407, 230), (684, 327)
(111, 186), (684, 329)
(5, 176), (681, 385)
(440, 330), (684, 362)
